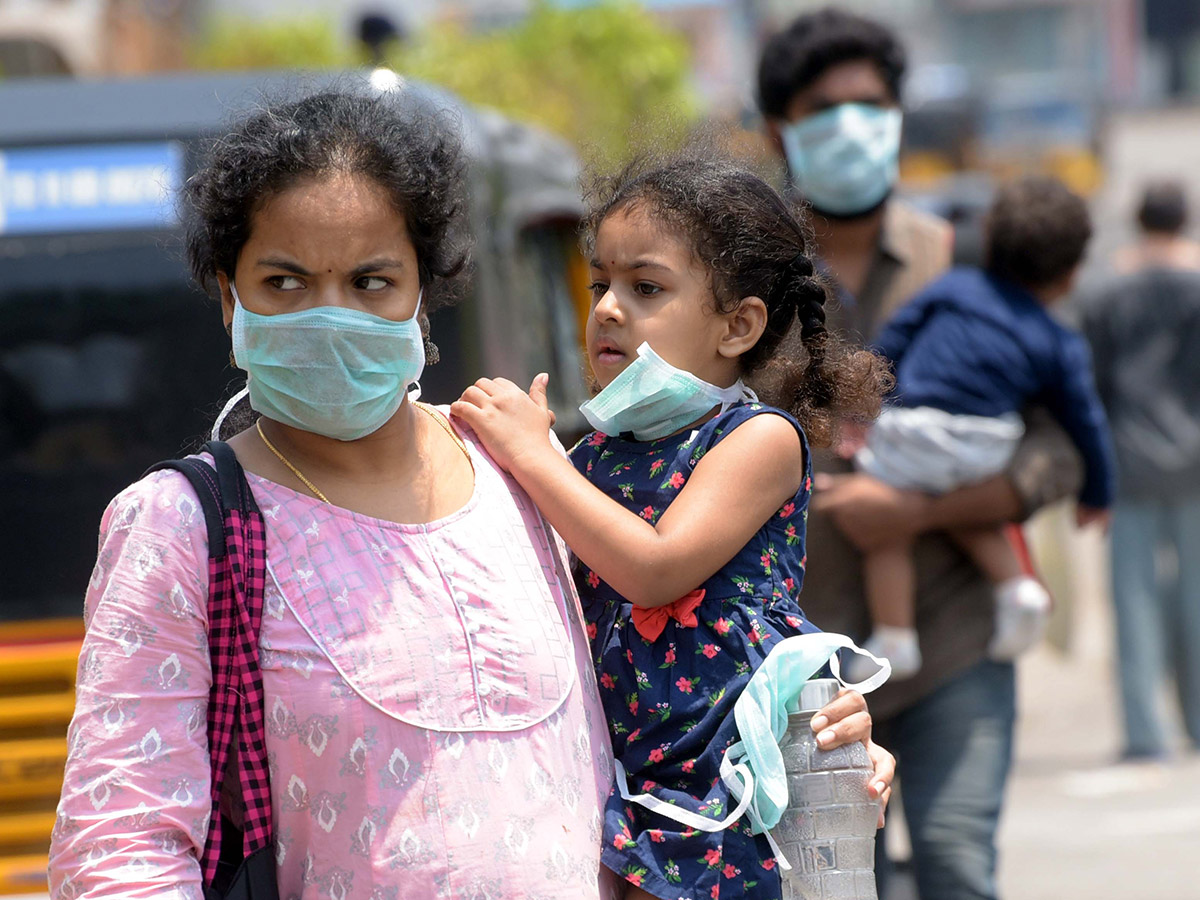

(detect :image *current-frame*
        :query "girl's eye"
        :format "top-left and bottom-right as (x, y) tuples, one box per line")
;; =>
(269, 275), (305, 291)
(587, 281), (609, 300)
(356, 276), (390, 291)
(635, 282), (662, 297)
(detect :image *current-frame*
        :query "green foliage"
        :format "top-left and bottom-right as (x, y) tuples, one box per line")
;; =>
(189, 17), (354, 71)
(187, 2), (699, 165)
(389, 1), (699, 166)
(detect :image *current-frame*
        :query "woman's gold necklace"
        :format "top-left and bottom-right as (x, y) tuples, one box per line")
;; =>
(256, 419), (331, 503)
(254, 402), (473, 505)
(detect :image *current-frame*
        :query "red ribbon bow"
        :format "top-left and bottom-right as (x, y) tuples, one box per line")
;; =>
(631, 589), (706, 642)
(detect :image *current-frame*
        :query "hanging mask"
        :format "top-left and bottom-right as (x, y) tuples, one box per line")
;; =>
(782, 103), (902, 217)
(230, 285), (425, 441)
(579, 342), (755, 441)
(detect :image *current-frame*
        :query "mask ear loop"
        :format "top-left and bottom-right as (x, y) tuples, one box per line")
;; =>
(212, 386), (250, 441)
(409, 287), (427, 402)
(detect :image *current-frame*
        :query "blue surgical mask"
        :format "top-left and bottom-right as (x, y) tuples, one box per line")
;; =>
(612, 632), (890, 868)
(579, 342), (754, 441)
(782, 103), (902, 217)
(230, 285), (425, 441)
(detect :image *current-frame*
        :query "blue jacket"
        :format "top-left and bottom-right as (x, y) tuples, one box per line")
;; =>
(874, 267), (1115, 508)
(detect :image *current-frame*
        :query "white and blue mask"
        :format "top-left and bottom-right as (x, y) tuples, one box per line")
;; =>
(580, 342), (754, 441)
(230, 285), (425, 441)
(782, 103), (902, 217)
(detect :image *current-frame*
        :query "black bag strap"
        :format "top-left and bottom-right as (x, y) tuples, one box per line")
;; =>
(144, 443), (277, 899)
(144, 441), (261, 559)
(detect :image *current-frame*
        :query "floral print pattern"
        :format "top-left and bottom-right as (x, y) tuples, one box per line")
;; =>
(570, 403), (816, 900)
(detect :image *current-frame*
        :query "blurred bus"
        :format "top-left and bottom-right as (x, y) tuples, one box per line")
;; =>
(0, 70), (593, 895)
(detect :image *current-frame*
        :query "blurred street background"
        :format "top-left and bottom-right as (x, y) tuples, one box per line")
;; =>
(2, 0), (1200, 897)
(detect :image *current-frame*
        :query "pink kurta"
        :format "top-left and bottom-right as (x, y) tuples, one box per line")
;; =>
(49, 413), (616, 900)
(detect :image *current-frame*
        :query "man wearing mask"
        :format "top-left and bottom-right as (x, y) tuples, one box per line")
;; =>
(757, 9), (1084, 899)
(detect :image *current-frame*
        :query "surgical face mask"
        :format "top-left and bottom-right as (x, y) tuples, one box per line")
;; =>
(579, 342), (754, 441)
(230, 285), (425, 441)
(781, 103), (902, 217)
(612, 631), (890, 868)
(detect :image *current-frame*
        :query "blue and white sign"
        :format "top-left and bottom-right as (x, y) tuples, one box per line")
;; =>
(0, 141), (184, 236)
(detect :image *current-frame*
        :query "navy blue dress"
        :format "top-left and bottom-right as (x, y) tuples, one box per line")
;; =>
(569, 401), (819, 900)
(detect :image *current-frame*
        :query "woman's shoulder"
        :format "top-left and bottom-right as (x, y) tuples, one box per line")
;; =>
(100, 454), (213, 548)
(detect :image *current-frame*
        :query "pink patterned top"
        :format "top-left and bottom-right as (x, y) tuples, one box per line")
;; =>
(49, 412), (617, 900)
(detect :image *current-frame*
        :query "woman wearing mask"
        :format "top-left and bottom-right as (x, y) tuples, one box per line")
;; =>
(48, 88), (890, 899)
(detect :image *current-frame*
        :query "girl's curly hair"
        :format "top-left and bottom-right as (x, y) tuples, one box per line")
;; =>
(582, 155), (891, 447)
(183, 87), (471, 313)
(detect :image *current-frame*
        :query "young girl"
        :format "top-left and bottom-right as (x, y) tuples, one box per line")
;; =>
(452, 157), (892, 900)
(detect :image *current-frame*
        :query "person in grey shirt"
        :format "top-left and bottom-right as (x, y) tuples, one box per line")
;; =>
(1078, 179), (1200, 759)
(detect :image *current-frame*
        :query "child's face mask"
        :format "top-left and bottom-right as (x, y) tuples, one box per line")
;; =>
(230, 284), (426, 441)
(579, 342), (755, 441)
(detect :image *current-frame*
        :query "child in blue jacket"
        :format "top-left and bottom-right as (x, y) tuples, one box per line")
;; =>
(845, 176), (1115, 680)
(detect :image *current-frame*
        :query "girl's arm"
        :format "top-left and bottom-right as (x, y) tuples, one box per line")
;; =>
(48, 472), (213, 899)
(452, 375), (804, 608)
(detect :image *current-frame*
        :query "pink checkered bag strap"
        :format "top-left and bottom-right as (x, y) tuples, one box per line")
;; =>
(146, 442), (272, 885)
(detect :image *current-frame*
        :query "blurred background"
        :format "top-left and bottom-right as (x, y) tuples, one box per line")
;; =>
(0, 0), (1198, 897)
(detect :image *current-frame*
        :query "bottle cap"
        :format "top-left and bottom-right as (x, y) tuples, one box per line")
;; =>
(797, 678), (840, 712)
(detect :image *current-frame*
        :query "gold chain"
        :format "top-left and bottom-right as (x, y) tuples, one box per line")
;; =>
(256, 419), (331, 504)
(414, 401), (475, 474)
(254, 402), (472, 505)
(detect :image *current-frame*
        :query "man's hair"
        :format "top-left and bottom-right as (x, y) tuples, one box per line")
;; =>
(757, 8), (906, 119)
(1137, 179), (1188, 234)
(985, 176), (1092, 288)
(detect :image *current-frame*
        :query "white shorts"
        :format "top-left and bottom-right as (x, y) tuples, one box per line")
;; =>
(854, 406), (1025, 494)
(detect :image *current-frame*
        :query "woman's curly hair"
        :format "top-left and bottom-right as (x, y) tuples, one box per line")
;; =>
(582, 155), (891, 447)
(183, 87), (471, 313)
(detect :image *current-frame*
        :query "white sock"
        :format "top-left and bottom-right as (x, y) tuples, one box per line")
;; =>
(988, 576), (1051, 661)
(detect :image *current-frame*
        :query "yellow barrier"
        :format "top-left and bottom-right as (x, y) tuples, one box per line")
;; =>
(0, 813), (56, 851)
(0, 854), (48, 895)
(0, 738), (67, 803)
(0, 642), (80, 687)
(0, 623), (81, 896)
(0, 695), (76, 731)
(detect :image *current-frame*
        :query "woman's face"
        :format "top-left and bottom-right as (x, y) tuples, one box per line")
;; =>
(219, 173), (421, 327)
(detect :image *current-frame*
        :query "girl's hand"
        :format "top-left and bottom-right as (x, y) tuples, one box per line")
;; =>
(450, 373), (557, 472)
(810, 687), (895, 828)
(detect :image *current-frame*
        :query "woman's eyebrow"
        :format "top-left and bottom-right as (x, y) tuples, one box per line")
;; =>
(256, 256), (311, 275)
(351, 258), (407, 277)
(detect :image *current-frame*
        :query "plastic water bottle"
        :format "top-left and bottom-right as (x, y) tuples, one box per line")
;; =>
(772, 679), (879, 899)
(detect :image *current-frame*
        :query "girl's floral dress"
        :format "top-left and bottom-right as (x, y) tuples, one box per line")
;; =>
(570, 402), (819, 900)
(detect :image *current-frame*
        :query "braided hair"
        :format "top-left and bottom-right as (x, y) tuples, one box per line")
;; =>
(582, 156), (891, 446)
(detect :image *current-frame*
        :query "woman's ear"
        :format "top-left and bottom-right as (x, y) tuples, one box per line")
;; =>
(718, 296), (768, 360)
(217, 272), (235, 331)
(765, 119), (786, 159)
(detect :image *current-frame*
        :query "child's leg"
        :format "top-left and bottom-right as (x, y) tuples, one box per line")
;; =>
(864, 542), (917, 628)
(948, 526), (1051, 660)
(947, 526), (1022, 584)
(851, 542), (923, 680)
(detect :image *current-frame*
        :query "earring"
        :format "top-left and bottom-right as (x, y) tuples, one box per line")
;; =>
(423, 336), (440, 366)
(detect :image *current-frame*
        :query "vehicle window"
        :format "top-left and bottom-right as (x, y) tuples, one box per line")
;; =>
(0, 251), (229, 621)
(511, 222), (592, 435)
